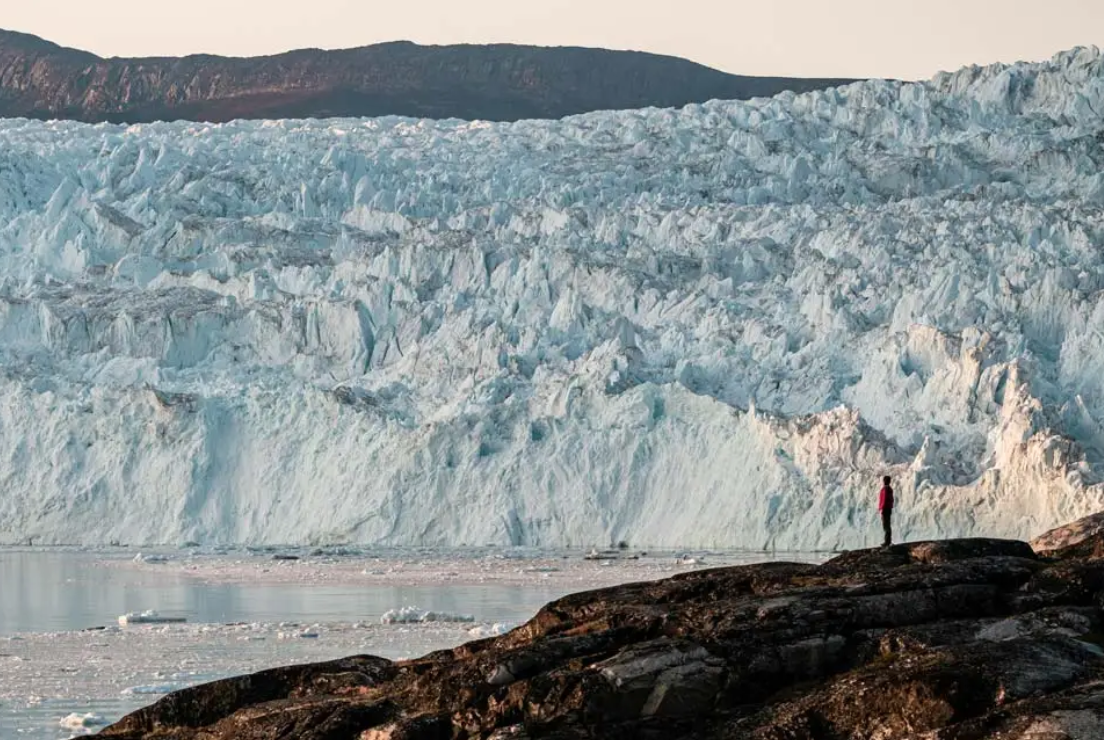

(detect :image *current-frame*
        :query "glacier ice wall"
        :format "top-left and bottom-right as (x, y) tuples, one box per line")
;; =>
(2, 47), (1104, 547)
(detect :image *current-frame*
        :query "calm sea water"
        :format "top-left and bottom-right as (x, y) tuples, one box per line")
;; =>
(0, 549), (564, 634)
(0, 549), (574, 739)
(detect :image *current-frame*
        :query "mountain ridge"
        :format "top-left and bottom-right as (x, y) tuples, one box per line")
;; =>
(0, 29), (854, 123)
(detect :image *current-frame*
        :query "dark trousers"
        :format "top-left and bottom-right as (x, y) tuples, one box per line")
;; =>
(881, 508), (893, 547)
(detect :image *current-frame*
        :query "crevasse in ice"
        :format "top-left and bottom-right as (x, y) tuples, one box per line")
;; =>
(1, 48), (1103, 548)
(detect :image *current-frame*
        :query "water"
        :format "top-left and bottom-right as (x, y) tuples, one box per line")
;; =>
(0, 547), (813, 738)
(0, 549), (564, 633)
(0, 549), (585, 739)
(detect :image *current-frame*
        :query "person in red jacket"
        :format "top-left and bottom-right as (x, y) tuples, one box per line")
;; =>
(879, 475), (894, 547)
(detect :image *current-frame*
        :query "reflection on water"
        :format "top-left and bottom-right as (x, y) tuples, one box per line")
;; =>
(0, 550), (564, 635)
(0, 549), (577, 739)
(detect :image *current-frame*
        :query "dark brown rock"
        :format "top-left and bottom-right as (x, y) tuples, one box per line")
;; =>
(1033, 512), (1104, 560)
(102, 656), (395, 737)
(0, 29), (853, 124)
(101, 528), (1104, 740)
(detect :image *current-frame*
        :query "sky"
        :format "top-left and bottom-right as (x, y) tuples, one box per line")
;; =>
(3, 0), (1103, 80)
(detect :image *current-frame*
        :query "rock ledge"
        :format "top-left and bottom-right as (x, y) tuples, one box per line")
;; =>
(102, 529), (1104, 739)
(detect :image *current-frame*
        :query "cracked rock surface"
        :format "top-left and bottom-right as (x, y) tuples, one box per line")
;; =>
(101, 516), (1104, 739)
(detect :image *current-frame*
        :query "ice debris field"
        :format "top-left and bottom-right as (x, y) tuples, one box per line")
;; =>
(1, 612), (482, 738)
(2, 48), (1104, 550)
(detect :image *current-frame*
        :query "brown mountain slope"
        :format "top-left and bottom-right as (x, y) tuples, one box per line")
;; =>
(0, 29), (855, 123)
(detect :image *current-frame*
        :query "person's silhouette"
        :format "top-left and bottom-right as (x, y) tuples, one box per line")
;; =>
(879, 476), (894, 547)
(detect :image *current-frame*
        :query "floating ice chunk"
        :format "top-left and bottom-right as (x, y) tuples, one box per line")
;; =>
(584, 548), (620, 561)
(675, 556), (706, 566)
(277, 629), (320, 639)
(59, 712), (107, 733)
(118, 610), (187, 625)
(133, 553), (170, 564)
(121, 684), (180, 695)
(467, 622), (517, 638)
(380, 607), (475, 624)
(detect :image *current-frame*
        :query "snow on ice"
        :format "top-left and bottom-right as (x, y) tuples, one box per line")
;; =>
(1, 48), (1104, 549)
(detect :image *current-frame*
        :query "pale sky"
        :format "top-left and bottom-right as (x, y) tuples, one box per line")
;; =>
(3, 0), (1103, 80)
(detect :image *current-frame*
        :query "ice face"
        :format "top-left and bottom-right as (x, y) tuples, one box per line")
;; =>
(0, 48), (1103, 550)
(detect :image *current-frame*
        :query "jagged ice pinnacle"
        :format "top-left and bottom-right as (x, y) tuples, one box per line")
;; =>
(1, 47), (1104, 548)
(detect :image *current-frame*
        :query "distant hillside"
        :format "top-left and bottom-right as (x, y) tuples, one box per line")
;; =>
(0, 30), (854, 123)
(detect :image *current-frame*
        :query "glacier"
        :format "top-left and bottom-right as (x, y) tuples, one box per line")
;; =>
(1, 47), (1104, 549)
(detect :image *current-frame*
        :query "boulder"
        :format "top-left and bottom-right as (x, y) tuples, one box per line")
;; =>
(1033, 512), (1104, 559)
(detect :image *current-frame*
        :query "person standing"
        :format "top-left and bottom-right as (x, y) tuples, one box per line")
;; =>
(879, 476), (894, 547)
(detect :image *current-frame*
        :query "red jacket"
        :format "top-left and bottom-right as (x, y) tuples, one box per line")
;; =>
(879, 486), (894, 511)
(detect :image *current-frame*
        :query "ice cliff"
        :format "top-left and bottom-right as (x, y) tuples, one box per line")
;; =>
(2, 48), (1104, 548)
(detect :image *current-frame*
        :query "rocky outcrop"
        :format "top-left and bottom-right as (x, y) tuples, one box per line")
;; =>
(1032, 512), (1104, 559)
(100, 527), (1104, 739)
(0, 29), (853, 124)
